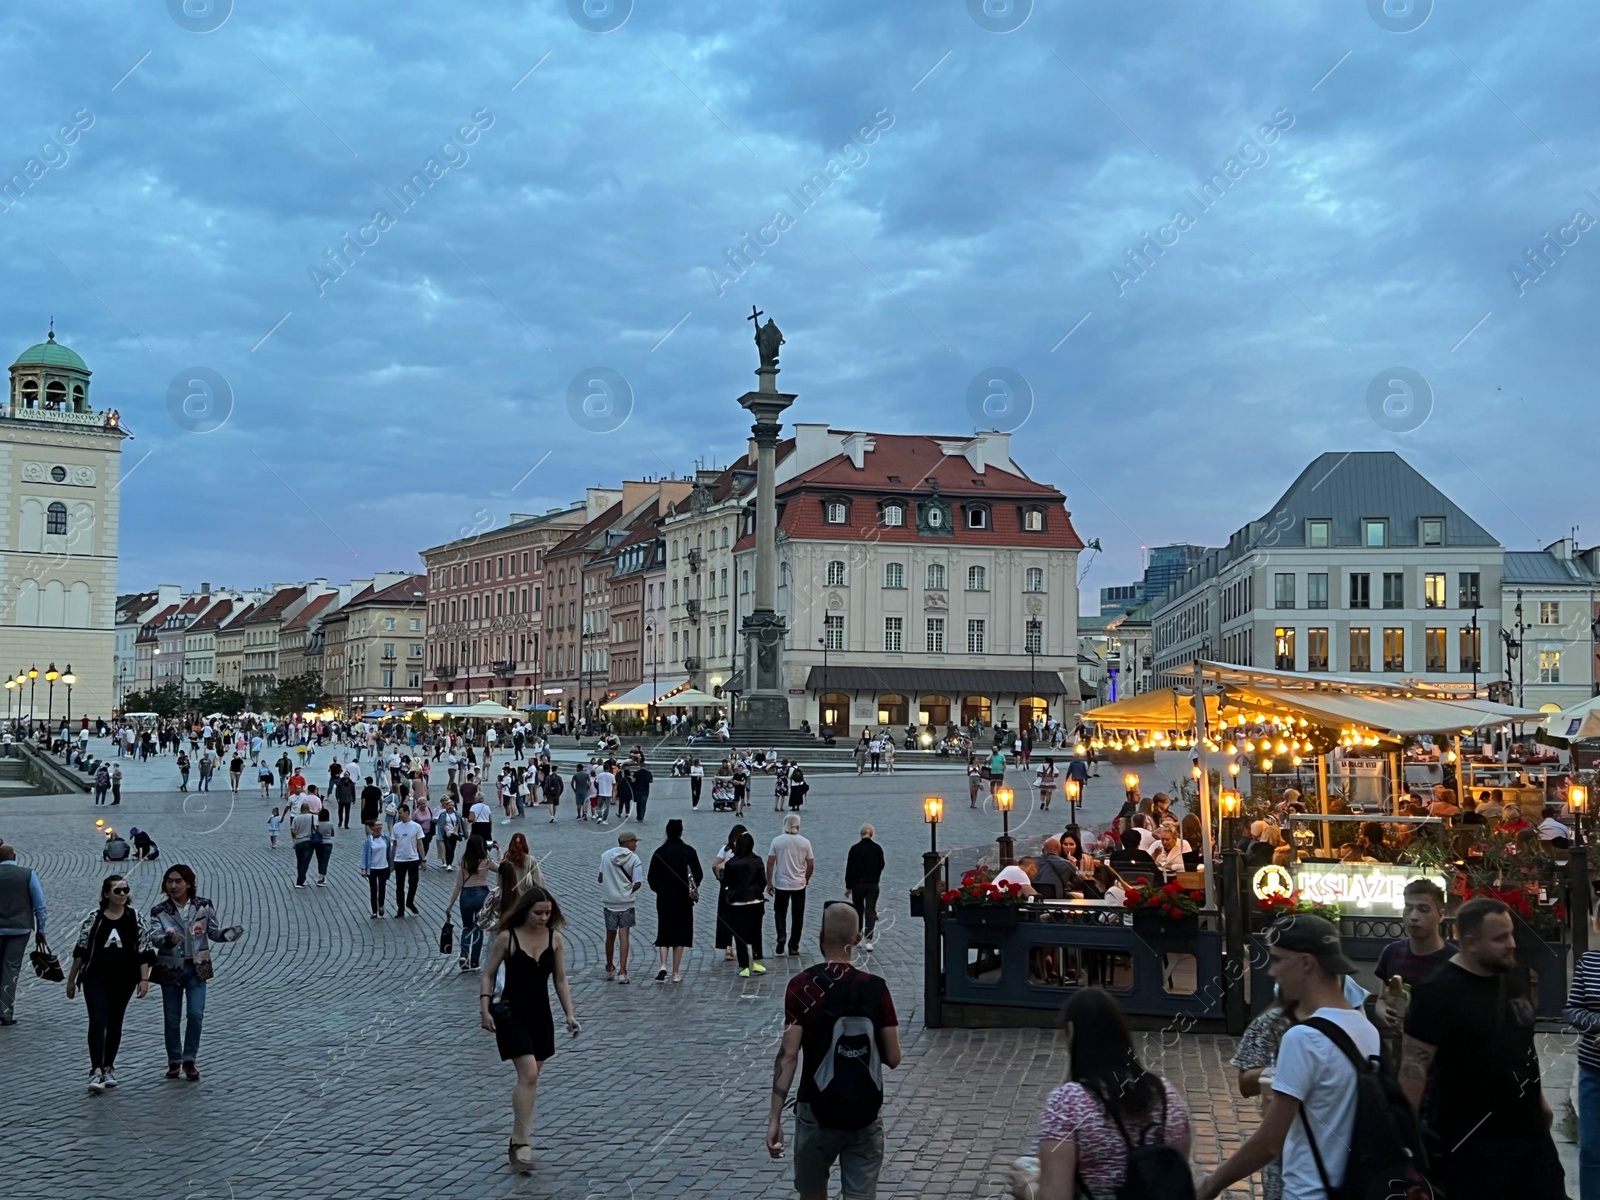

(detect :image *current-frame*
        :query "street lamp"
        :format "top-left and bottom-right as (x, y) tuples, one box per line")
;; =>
(1063, 778), (1081, 844)
(45, 663), (58, 735)
(817, 636), (830, 734)
(27, 666), (38, 734)
(995, 785), (1015, 865)
(1220, 788), (1242, 852)
(924, 795), (944, 854)
(922, 793), (946, 1030)
(63, 666), (75, 734)
(645, 620), (657, 732)
(1026, 617), (1041, 727)
(1571, 784), (1588, 846)
(3, 678), (13, 728)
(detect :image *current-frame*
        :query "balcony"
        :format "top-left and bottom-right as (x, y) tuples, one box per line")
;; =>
(491, 659), (517, 679)
(684, 656), (703, 672)
(687, 548), (703, 569)
(432, 665), (457, 681)
(686, 599), (702, 621)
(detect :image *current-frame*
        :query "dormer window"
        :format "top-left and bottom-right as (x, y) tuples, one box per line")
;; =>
(882, 503), (904, 528)
(966, 505), (989, 530)
(1022, 508), (1044, 532)
(927, 507), (943, 528)
(824, 500), (849, 525)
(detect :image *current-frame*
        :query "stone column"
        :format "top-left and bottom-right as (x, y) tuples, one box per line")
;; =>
(737, 367), (796, 732)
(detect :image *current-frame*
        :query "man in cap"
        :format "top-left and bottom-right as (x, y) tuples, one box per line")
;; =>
(1198, 915), (1382, 1200)
(598, 830), (644, 985)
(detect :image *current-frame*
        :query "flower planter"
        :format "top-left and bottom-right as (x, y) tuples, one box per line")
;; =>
(910, 891), (925, 919)
(1130, 910), (1199, 938)
(952, 905), (1021, 930)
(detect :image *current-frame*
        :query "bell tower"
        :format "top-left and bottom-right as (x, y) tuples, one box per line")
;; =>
(9, 326), (93, 415)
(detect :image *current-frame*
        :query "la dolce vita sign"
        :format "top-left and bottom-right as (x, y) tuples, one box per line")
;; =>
(1252, 863), (1450, 914)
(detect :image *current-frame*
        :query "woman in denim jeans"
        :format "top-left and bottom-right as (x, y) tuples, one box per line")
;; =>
(447, 836), (498, 973)
(149, 864), (243, 1081)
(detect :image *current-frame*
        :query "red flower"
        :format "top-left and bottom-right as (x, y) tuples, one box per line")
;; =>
(1189, 891), (1204, 902)
(940, 890), (958, 904)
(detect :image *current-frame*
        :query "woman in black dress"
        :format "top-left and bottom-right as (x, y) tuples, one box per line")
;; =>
(479, 885), (579, 1173)
(647, 818), (703, 983)
(712, 823), (748, 962)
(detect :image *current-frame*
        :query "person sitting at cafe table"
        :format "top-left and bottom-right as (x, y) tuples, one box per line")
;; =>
(1151, 824), (1191, 878)
(1341, 820), (1396, 863)
(1499, 803), (1532, 836)
(1457, 794), (1487, 825)
(1107, 830), (1159, 877)
(1429, 785), (1461, 819)
(1479, 788), (1505, 822)
(1538, 805), (1571, 848)
(1034, 838), (1085, 900)
(1141, 791), (1174, 827)
(992, 859), (1038, 897)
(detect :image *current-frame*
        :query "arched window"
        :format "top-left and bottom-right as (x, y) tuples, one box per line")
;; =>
(46, 502), (67, 536)
(20, 379), (38, 408)
(884, 562), (904, 589)
(1023, 508), (1044, 532)
(882, 503), (904, 528)
(721, 527), (729, 548)
(967, 565), (987, 591)
(45, 381), (66, 410)
(966, 505), (988, 530)
(826, 560), (847, 587)
(1025, 567), (1044, 592)
(71, 383), (85, 411)
(926, 563), (946, 590)
(824, 500), (848, 524)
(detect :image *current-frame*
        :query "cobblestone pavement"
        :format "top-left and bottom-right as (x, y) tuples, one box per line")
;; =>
(1, 740), (1581, 1197)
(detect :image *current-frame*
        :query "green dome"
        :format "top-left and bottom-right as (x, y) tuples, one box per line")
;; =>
(13, 332), (87, 372)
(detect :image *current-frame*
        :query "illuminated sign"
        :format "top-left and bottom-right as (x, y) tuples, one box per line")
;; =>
(1252, 863), (1449, 914)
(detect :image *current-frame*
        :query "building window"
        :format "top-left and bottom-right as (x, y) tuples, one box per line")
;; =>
(884, 616), (903, 652)
(927, 563), (946, 591)
(1424, 627), (1447, 672)
(1307, 573), (1328, 609)
(882, 503), (904, 528)
(409, 618), (421, 631)
(1024, 567), (1044, 592)
(823, 614), (845, 650)
(1306, 520), (1331, 548)
(1460, 625), (1482, 672)
(884, 562), (904, 589)
(1424, 573), (1446, 609)
(1540, 601), (1560, 624)
(966, 565), (987, 591)
(1024, 621), (1042, 654)
(926, 617), (945, 653)
(1382, 573), (1404, 609)
(1350, 627), (1371, 672)
(383, 617), (397, 631)
(1420, 518), (1443, 546)
(1350, 573), (1370, 609)
(966, 506), (988, 530)
(1022, 509), (1044, 532)
(720, 568), (728, 597)
(826, 561), (847, 587)
(1274, 627), (1296, 670)
(824, 501), (848, 525)
(1364, 519), (1387, 547)
(967, 619), (986, 654)
(1540, 648), (1562, 683)
(1382, 627), (1405, 671)
(1458, 573), (1481, 607)
(1274, 573), (1295, 609)
(1307, 628), (1329, 671)
(45, 502), (67, 535)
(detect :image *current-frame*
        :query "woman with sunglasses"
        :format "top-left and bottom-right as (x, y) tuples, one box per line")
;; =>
(65, 875), (156, 1093)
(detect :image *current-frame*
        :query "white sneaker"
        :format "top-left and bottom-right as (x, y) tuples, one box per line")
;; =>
(87, 1070), (106, 1093)
(101, 1069), (118, 1089)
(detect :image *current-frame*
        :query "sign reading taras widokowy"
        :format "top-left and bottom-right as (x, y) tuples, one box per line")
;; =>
(1252, 863), (1449, 914)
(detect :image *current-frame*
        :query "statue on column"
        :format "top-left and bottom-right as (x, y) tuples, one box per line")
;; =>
(749, 305), (784, 370)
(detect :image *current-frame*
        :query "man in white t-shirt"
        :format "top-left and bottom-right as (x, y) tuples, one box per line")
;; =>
(766, 814), (816, 956)
(1197, 915), (1381, 1200)
(593, 764), (615, 826)
(992, 861), (1038, 896)
(597, 831), (644, 984)
(389, 804), (425, 919)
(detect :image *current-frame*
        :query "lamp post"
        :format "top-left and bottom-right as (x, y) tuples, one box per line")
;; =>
(1026, 617), (1041, 726)
(1571, 784), (1588, 846)
(995, 785), (1015, 865)
(817, 636), (830, 733)
(1064, 778), (1081, 845)
(3, 678), (12, 729)
(27, 666), (38, 735)
(1219, 787), (1241, 852)
(63, 665), (75, 734)
(45, 663), (58, 736)
(922, 794), (945, 1030)
(645, 621), (657, 732)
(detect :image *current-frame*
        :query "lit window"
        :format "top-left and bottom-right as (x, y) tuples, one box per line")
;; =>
(1425, 628), (1447, 672)
(1383, 627), (1405, 671)
(1274, 627), (1295, 670)
(1425, 574), (1446, 609)
(1540, 649), (1562, 683)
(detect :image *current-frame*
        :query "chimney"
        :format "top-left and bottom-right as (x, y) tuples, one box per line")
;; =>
(200, 581), (211, 595)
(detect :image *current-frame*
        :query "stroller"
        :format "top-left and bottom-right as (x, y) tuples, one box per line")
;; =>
(710, 778), (738, 812)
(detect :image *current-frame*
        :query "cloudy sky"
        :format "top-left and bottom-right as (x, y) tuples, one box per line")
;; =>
(3, 0), (1594, 610)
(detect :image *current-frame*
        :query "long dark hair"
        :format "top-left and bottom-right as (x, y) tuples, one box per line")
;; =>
(1063, 988), (1163, 1121)
(499, 884), (565, 932)
(100, 875), (129, 906)
(462, 835), (490, 876)
(725, 823), (747, 852)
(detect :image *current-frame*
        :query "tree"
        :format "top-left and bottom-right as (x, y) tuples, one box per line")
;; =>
(120, 683), (185, 718)
(195, 682), (250, 718)
(268, 671), (331, 716)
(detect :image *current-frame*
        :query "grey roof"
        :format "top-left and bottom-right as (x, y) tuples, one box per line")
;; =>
(803, 665), (1068, 696)
(1502, 550), (1600, 586)
(1252, 452), (1499, 549)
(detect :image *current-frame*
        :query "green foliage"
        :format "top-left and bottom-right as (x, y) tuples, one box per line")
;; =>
(195, 682), (249, 717)
(120, 683), (185, 718)
(266, 671), (331, 716)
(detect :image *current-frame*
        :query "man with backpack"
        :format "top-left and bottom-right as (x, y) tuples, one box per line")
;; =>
(1199, 915), (1421, 1200)
(767, 904), (901, 1200)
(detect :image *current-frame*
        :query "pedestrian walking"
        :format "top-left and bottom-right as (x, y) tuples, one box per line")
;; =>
(593, 762), (615, 826)
(93, 762), (110, 806)
(479, 886), (579, 1174)
(1036, 758), (1058, 812)
(615, 769), (633, 821)
(1037, 988), (1192, 1199)
(257, 760), (273, 799)
(599, 831), (644, 984)
(632, 764), (653, 822)
(391, 804), (425, 918)
(766, 904), (900, 1197)
(413, 798), (435, 866)
(853, 737), (868, 775)
(437, 799), (462, 866)
(228, 753), (244, 794)
(359, 776), (383, 826)
(66, 874), (156, 1092)
(569, 765), (591, 822)
(502, 833), (543, 892)
(722, 832), (767, 976)
(844, 823), (885, 949)
(110, 763), (122, 806)
(713, 823), (748, 962)
(1229, 990), (1301, 1200)
(987, 745), (1006, 797)
(767, 814), (815, 956)
(540, 769), (563, 822)
(335, 771), (356, 829)
(774, 760), (790, 812)
(968, 754), (982, 807)
(448, 836), (498, 970)
(1400, 897), (1566, 1200)
(359, 821), (391, 919)
(647, 818), (703, 983)
(266, 808), (282, 849)
(311, 806), (336, 886)
(689, 757), (704, 809)
(150, 864), (244, 1082)
(176, 750), (191, 792)
(289, 802), (317, 889)
(0, 844), (48, 1025)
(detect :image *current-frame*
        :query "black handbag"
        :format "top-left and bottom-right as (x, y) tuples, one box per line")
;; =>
(438, 919), (454, 955)
(30, 934), (64, 982)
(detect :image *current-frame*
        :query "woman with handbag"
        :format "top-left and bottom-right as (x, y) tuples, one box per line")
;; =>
(448, 836), (499, 973)
(149, 864), (243, 1082)
(478, 885), (579, 1173)
(712, 823), (748, 962)
(65, 874), (156, 1092)
(647, 819), (703, 983)
(787, 765), (808, 811)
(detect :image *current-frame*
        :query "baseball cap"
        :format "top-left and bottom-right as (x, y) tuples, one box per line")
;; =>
(1270, 914), (1356, 975)
(617, 831), (638, 845)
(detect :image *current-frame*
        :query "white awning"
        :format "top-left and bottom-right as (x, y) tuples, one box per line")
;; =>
(600, 679), (691, 711)
(1230, 686), (1545, 737)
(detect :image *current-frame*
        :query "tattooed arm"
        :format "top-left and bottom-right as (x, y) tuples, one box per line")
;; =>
(765, 1025), (803, 1158)
(1399, 1034), (1437, 1113)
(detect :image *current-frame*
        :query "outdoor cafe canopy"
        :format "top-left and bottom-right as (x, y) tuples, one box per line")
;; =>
(1079, 688), (1220, 731)
(601, 679), (691, 711)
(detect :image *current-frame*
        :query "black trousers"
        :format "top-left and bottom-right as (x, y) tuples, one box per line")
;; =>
(393, 861), (420, 912)
(337, 799), (352, 828)
(442, 835), (459, 866)
(84, 978), (135, 1070)
(690, 777), (702, 806)
(634, 790), (649, 821)
(773, 888), (806, 951)
(731, 903), (765, 968)
(367, 868), (390, 914)
(851, 887), (879, 937)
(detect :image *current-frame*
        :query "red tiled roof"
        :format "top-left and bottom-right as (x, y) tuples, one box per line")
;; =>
(189, 599), (235, 632)
(219, 602), (257, 631)
(243, 586), (305, 623)
(768, 496), (1083, 550)
(282, 591), (338, 631)
(362, 574), (427, 606)
(547, 501), (625, 559)
(176, 595), (210, 616)
(135, 604), (180, 642)
(782, 433), (1060, 497)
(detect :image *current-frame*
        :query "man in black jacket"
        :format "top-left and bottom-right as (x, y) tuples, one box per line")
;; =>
(358, 776), (383, 827)
(1106, 829), (1158, 878)
(843, 823), (886, 948)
